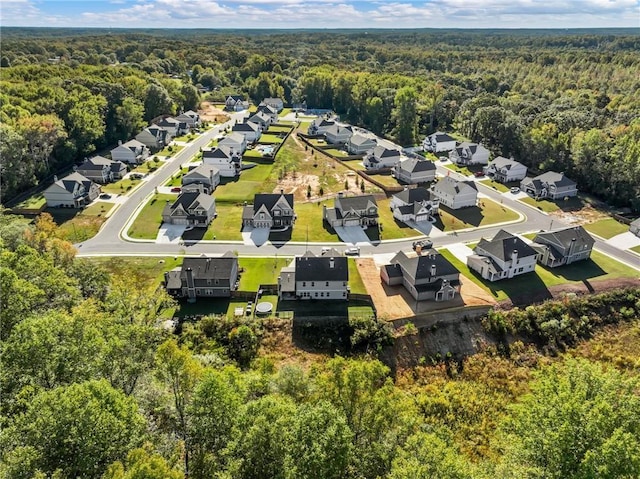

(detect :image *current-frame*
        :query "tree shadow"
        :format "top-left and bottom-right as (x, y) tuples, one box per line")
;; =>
(45, 207), (81, 224)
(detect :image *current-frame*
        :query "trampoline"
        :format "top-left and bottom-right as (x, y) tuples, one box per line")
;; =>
(255, 302), (273, 315)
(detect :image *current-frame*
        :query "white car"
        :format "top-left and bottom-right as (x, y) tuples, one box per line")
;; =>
(344, 247), (360, 256)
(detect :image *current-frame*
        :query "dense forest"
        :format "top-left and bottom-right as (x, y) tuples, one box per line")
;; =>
(1, 211), (640, 478)
(1, 28), (639, 209)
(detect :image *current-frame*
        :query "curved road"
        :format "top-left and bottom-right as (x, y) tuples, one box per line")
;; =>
(77, 128), (640, 273)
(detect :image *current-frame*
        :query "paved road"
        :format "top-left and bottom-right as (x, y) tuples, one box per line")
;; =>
(77, 136), (640, 273)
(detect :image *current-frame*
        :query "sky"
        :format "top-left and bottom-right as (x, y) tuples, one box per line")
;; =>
(1, 0), (639, 29)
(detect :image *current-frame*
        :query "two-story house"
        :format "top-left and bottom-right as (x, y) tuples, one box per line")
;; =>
(393, 157), (437, 184)
(262, 97), (284, 112)
(43, 172), (101, 208)
(247, 111), (272, 131)
(278, 253), (349, 301)
(162, 192), (216, 227)
(111, 139), (150, 165)
(156, 117), (189, 139)
(217, 132), (247, 154)
(449, 142), (490, 166)
(381, 250), (460, 302)
(346, 134), (377, 155)
(76, 156), (127, 184)
(531, 226), (595, 267)
(630, 218), (640, 238)
(484, 157), (528, 183)
(202, 146), (242, 178)
(175, 110), (201, 128)
(307, 118), (335, 136)
(242, 191), (295, 230)
(324, 124), (353, 144)
(430, 177), (477, 209)
(136, 126), (169, 151)
(323, 193), (379, 228)
(256, 103), (279, 122)
(232, 121), (261, 143)
(390, 187), (439, 223)
(225, 95), (249, 112)
(422, 132), (457, 153)
(520, 171), (578, 200)
(363, 145), (402, 170)
(467, 230), (538, 281)
(182, 164), (220, 194)
(164, 252), (239, 302)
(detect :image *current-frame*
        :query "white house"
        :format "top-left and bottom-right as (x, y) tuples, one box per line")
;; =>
(225, 95), (249, 112)
(232, 121), (261, 143)
(43, 172), (101, 208)
(324, 124), (353, 144)
(363, 145), (402, 170)
(422, 132), (457, 153)
(346, 134), (377, 155)
(247, 111), (272, 130)
(202, 146), (242, 177)
(323, 194), (379, 228)
(156, 117), (188, 139)
(217, 132), (247, 154)
(430, 176), (477, 209)
(449, 142), (490, 166)
(467, 230), (538, 282)
(110, 139), (150, 165)
(175, 110), (201, 128)
(390, 187), (439, 223)
(393, 157), (436, 184)
(256, 103), (279, 122)
(278, 253), (349, 301)
(182, 164), (220, 194)
(484, 157), (528, 183)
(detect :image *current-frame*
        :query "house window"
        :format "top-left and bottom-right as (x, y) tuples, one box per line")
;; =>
(302, 282), (306, 287)
(326, 282), (329, 287)
(518, 267), (524, 273)
(311, 282), (315, 287)
(320, 292), (324, 297)
(314, 292), (318, 297)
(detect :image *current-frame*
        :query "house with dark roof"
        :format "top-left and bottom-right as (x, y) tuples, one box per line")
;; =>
(380, 250), (460, 302)
(467, 230), (538, 281)
(630, 218), (640, 238)
(111, 139), (150, 165)
(390, 187), (439, 223)
(162, 192), (216, 227)
(484, 156), (527, 183)
(202, 146), (242, 177)
(164, 252), (239, 301)
(182, 164), (220, 194)
(76, 156), (127, 184)
(346, 134), (377, 155)
(43, 172), (101, 208)
(324, 124), (353, 144)
(520, 171), (578, 200)
(323, 193), (379, 228)
(278, 253), (349, 301)
(531, 226), (595, 267)
(175, 110), (201, 128)
(422, 132), (457, 153)
(136, 126), (169, 151)
(232, 121), (261, 143)
(242, 192), (295, 230)
(363, 145), (402, 170)
(307, 118), (336, 136)
(430, 177), (477, 209)
(449, 142), (490, 166)
(393, 157), (437, 184)
(225, 95), (249, 111)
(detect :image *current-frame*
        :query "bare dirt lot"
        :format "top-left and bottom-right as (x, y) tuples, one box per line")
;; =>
(198, 101), (231, 123)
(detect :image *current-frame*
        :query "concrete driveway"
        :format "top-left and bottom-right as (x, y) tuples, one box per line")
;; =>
(447, 242), (475, 262)
(608, 232), (640, 250)
(242, 226), (270, 246)
(405, 219), (446, 237)
(334, 225), (370, 244)
(156, 223), (187, 244)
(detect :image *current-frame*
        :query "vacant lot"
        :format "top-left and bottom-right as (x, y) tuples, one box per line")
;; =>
(52, 201), (114, 242)
(584, 218), (629, 239)
(238, 257), (293, 290)
(101, 177), (142, 195)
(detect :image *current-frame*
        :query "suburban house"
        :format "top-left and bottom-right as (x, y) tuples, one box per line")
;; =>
(430, 176), (478, 209)
(278, 253), (349, 301)
(218, 132), (247, 154)
(164, 252), (238, 301)
(76, 156), (127, 183)
(380, 250), (460, 302)
(346, 134), (377, 155)
(467, 230), (538, 281)
(363, 145), (402, 170)
(262, 97), (284, 112)
(175, 110), (201, 128)
(242, 192), (295, 230)
(232, 121), (261, 143)
(247, 111), (272, 130)
(422, 132), (457, 153)
(136, 126), (169, 151)
(323, 193), (379, 228)
(156, 117), (189, 138)
(202, 146), (242, 177)
(390, 187), (439, 223)
(393, 157), (437, 184)
(111, 139), (150, 165)
(531, 226), (595, 267)
(484, 157), (528, 183)
(162, 192), (216, 227)
(520, 171), (578, 200)
(225, 95), (249, 111)
(324, 124), (354, 144)
(43, 172), (101, 208)
(182, 164), (220, 194)
(256, 103), (279, 122)
(449, 142), (490, 166)
(630, 218), (640, 238)
(307, 118), (335, 136)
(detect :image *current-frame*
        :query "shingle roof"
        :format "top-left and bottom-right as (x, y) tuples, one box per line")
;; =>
(233, 122), (259, 132)
(202, 145), (237, 160)
(432, 176), (477, 196)
(396, 157), (436, 174)
(534, 226), (595, 251)
(349, 134), (376, 147)
(372, 145), (401, 159)
(295, 256), (348, 282)
(54, 172), (94, 192)
(184, 164), (219, 180)
(534, 171), (576, 188)
(335, 194), (377, 212)
(490, 156), (524, 170)
(475, 229), (538, 261)
(165, 192), (215, 215)
(167, 254), (238, 289)
(393, 187), (434, 205)
(391, 250), (459, 280)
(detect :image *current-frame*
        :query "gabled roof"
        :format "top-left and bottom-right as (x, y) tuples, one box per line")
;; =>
(349, 134), (376, 147)
(249, 111), (270, 123)
(372, 145), (401, 159)
(393, 187), (434, 205)
(184, 164), (220, 180)
(432, 176), (477, 196)
(534, 171), (576, 188)
(534, 226), (595, 251)
(335, 194), (377, 212)
(203, 145), (238, 160)
(325, 124), (353, 136)
(396, 157), (436, 174)
(475, 229), (537, 261)
(257, 104), (277, 115)
(390, 250), (459, 280)
(168, 253), (238, 288)
(119, 139), (146, 150)
(295, 255), (348, 282)
(156, 117), (180, 127)
(631, 218), (640, 228)
(218, 132), (246, 145)
(52, 172), (95, 193)
(428, 132), (456, 143)
(166, 192), (215, 215)
(253, 192), (294, 212)
(489, 156), (525, 170)
(232, 122), (259, 133)
(311, 118), (335, 128)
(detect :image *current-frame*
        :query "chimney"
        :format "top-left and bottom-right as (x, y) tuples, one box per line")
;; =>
(430, 264), (436, 277)
(338, 191), (344, 198)
(280, 189), (284, 195)
(53, 175), (58, 182)
(511, 249), (519, 264)
(329, 258), (335, 269)
(118, 140), (123, 146)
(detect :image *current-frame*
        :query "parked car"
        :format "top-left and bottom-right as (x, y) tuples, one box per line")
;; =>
(99, 193), (112, 199)
(344, 247), (360, 256)
(130, 173), (144, 180)
(510, 187), (520, 194)
(412, 239), (433, 250)
(171, 187), (181, 193)
(473, 171), (485, 177)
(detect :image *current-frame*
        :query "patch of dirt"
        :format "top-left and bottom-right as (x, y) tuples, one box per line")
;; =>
(259, 316), (327, 369)
(198, 101), (230, 123)
(548, 199), (612, 224)
(275, 173), (320, 202)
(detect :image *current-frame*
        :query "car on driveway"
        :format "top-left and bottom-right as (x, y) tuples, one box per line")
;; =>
(473, 171), (485, 177)
(99, 193), (112, 199)
(344, 247), (360, 256)
(412, 239), (433, 250)
(171, 187), (182, 193)
(510, 187), (520, 194)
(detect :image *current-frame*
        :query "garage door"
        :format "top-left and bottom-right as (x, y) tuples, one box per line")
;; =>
(344, 219), (360, 227)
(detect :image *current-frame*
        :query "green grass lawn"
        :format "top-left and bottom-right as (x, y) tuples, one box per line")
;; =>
(631, 245), (640, 254)
(519, 196), (560, 213)
(279, 108), (292, 116)
(584, 218), (630, 239)
(158, 145), (185, 157)
(290, 202), (338, 242)
(101, 177), (142, 195)
(197, 204), (243, 241)
(258, 134), (284, 144)
(479, 179), (511, 193)
(348, 258), (367, 294)
(267, 125), (293, 133)
(369, 173), (401, 188)
(435, 198), (520, 232)
(87, 256), (183, 289)
(127, 193), (175, 239)
(214, 177), (269, 204)
(243, 149), (264, 159)
(238, 257), (292, 291)
(164, 168), (189, 187)
(174, 134), (197, 142)
(443, 163), (483, 177)
(132, 160), (162, 174)
(51, 201), (114, 242)
(309, 138), (328, 146)
(345, 160), (367, 171)
(241, 163), (274, 182)
(324, 148), (348, 157)
(440, 248), (639, 302)
(12, 193), (46, 210)
(377, 198), (421, 240)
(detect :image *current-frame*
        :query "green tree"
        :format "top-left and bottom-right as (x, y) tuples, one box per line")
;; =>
(103, 446), (182, 479)
(180, 83), (200, 111)
(144, 83), (175, 122)
(391, 87), (418, 146)
(115, 97), (146, 141)
(228, 325), (259, 368)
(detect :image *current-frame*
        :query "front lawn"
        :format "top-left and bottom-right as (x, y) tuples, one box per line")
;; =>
(164, 167), (189, 187)
(435, 198), (520, 231)
(631, 245), (640, 254)
(443, 163), (484, 177)
(133, 160), (162, 174)
(377, 198), (421, 240)
(238, 257), (293, 291)
(258, 134), (284, 144)
(197, 204), (243, 241)
(290, 202), (338, 243)
(52, 201), (114, 242)
(101, 177), (142, 195)
(584, 218), (630, 239)
(174, 133), (197, 142)
(519, 196), (560, 213)
(127, 193), (175, 239)
(479, 179), (511, 193)
(158, 145), (185, 157)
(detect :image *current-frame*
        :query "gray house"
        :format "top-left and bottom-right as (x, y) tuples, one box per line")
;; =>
(390, 187), (439, 223)
(242, 192), (295, 230)
(76, 156), (127, 184)
(111, 139), (150, 165)
(136, 126), (169, 151)
(232, 121), (261, 143)
(248, 111), (272, 130)
(630, 218), (640, 238)
(323, 193), (379, 228)
(175, 110), (201, 128)
(380, 250), (460, 302)
(430, 177), (477, 209)
(162, 192), (216, 227)
(307, 118), (335, 136)
(346, 134), (377, 155)
(324, 124), (353, 144)
(256, 103), (279, 121)
(262, 97), (284, 112)
(43, 172), (101, 208)
(393, 157), (436, 184)
(363, 145), (402, 170)
(484, 157), (528, 183)
(520, 171), (578, 200)
(278, 253), (349, 301)
(218, 132), (247, 154)
(422, 132), (457, 153)
(182, 164), (220, 194)
(531, 226), (595, 267)
(449, 142), (490, 166)
(164, 252), (238, 301)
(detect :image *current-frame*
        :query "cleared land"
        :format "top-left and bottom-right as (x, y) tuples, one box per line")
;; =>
(584, 218), (630, 239)
(52, 201), (114, 242)
(100, 177), (142, 195)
